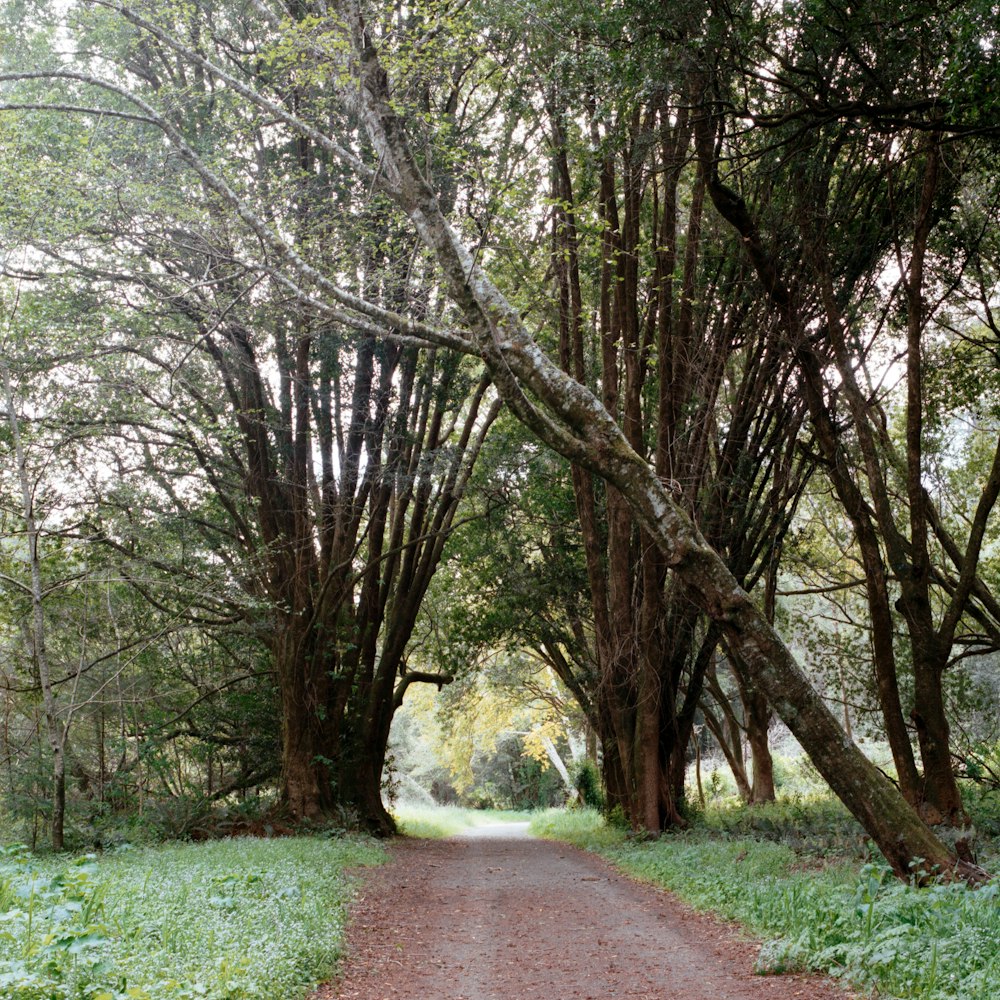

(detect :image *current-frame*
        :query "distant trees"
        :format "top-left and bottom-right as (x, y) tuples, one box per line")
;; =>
(390, 652), (581, 811)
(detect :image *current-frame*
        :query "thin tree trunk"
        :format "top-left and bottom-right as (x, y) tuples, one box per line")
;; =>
(694, 729), (705, 807)
(2, 357), (66, 851)
(701, 699), (752, 802)
(898, 134), (967, 832)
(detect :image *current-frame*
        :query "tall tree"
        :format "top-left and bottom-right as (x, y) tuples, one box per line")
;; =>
(0, 0), (501, 833)
(692, 0), (1000, 840)
(327, 0), (988, 876)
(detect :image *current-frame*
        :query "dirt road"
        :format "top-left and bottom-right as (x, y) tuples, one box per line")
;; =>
(318, 824), (854, 1000)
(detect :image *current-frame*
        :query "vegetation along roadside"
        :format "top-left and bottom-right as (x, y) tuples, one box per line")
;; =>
(0, 836), (385, 1000)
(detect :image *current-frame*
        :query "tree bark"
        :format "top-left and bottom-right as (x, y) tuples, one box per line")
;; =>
(746, 699), (775, 805)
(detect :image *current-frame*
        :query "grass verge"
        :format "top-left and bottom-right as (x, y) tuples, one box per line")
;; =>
(393, 804), (534, 838)
(530, 807), (1000, 1000)
(0, 835), (385, 1000)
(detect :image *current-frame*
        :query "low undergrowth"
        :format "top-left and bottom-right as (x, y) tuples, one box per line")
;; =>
(691, 793), (869, 858)
(393, 804), (534, 838)
(0, 835), (385, 1000)
(531, 805), (1000, 1000)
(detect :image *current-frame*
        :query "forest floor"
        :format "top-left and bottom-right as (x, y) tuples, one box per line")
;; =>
(311, 823), (856, 1000)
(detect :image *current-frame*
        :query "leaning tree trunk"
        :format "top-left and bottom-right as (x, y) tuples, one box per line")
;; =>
(343, 20), (982, 879)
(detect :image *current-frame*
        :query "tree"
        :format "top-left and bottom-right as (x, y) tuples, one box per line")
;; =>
(0, 295), (72, 849)
(421, 2), (811, 829)
(2, 0), (502, 834)
(692, 0), (1000, 841)
(395, 653), (581, 809)
(329, 0), (980, 876)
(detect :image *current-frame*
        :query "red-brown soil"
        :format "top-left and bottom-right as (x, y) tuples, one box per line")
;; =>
(313, 823), (857, 1000)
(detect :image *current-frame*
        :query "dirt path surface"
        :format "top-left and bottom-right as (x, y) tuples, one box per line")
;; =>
(316, 825), (855, 1000)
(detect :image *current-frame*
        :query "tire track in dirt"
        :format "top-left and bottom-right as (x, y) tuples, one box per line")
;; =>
(314, 824), (856, 1000)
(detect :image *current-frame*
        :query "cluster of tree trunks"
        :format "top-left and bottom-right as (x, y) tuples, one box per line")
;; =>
(341, 0), (988, 880)
(546, 90), (808, 829)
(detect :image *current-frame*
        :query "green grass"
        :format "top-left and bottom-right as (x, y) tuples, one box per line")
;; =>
(529, 807), (628, 849)
(0, 835), (386, 1000)
(531, 807), (1000, 1000)
(393, 804), (534, 838)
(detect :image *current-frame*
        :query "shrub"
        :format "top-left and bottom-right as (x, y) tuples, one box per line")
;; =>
(572, 760), (605, 811)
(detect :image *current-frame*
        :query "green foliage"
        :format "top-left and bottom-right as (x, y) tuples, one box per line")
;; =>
(0, 836), (385, 1000)
(962, 740), (1000, 792)
(962, 786), (1000, 868)
(389, 657), (582, 811)
(572, 760), (604, 812)
(769, 751), (830, 796)
(529, 807), (627, 850)
(462, 733), (565, 811)
(393, 805), (533, 839)
(696, 795), (868, 860)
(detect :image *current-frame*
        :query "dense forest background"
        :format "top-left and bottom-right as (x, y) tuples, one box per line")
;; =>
(0, 0), (999, 880)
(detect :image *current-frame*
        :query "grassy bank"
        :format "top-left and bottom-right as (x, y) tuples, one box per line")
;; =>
(393, 804), (534, 838)
(531, 804), (1000, 1000)
(0, 835), (385, 1000)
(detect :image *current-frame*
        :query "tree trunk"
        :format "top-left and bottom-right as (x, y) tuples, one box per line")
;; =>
(538, 733), (579, 801)
(599, 721), (631, 821)
(635, 653), (665, 831)
(746, 695), (775, 805)
(274, 624), (334, 821)
(51, 748), (66, 853)
(337, 740), (395, 837)
(3, 357), (66, 852)
(912, 646), (967, 830)
(898, 133), (966, 834)
(733, 656), (775, 805)
(694, 729), (706, 807)
(701, 699), (752, 802)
